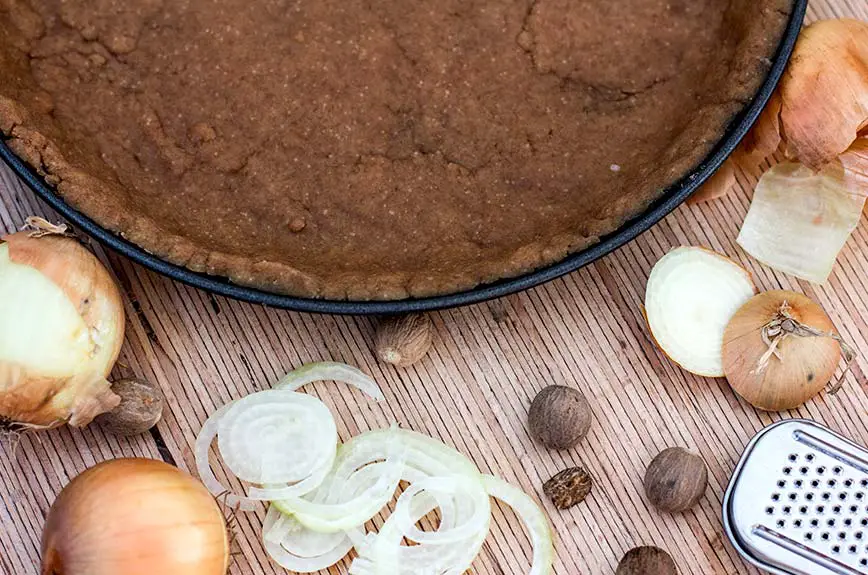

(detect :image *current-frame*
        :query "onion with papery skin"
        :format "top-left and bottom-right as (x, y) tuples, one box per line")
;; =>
(41, 458), (229, 575)
(722, 290), (852, 411)
(645, 247), (757, 377)
(0, 218), (124, 429)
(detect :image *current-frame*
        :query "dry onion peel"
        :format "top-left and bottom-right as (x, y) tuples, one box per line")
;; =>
(840, 137), (868, 203)
(722, 290), (854, 411)
(41, 458), (229, 575)
(737, 161), (868, 284)
(0, 217), (124, 429)
(194, 362), (554, 574)
(779, 19), (868, 170)
(688, 158), (737, 205)
(645, 247), (757, 377)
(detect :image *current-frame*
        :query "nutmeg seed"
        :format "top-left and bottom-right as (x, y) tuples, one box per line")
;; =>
(543, 467), (592, 510)
(95, 378), (164, 437)
(374, 314), (432, 368)
(616, 546), (677, 575)
(528, 385), (592, 449)
(643, 447), (708, 513)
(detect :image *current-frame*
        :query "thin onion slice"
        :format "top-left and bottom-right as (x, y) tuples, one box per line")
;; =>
(482, 475), (555, 575)
(351, 473), (491, 575)
(193, 402), (255, 511)
(218, 390), (337, 485)
(275, 445), (406, 533)
(194, 391), (338, 506)
(263, 506), (353, 573)
(277, 361), (385, 401)
(737, 162), (868, 284)
(645, 247), (757, 377)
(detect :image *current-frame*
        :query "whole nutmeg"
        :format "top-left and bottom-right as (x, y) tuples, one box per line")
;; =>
(95, 378), (163, 436)
(528, 385), (592, 449)
(616, 546), (677, 575)
(543, 467), (592, 510)
(374, 314), (432, 368)
(643, 447), (708, 513)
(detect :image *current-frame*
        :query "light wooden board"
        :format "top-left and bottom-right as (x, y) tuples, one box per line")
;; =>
(1, 1), (868, 573)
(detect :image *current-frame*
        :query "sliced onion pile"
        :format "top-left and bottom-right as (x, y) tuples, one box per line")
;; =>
(195, 362), (554, 574)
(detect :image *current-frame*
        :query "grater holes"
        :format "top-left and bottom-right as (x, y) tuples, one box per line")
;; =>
(845, 479), (854, 488)
(834, 505), (842, 514)
(806, 454), (815, 462)
(833, 545), (841, 554)
(806, 532), (814, 541)
(777, 519), (785, 528)
(811, 519), (820, 527)
(800, 466), (809, 475)
(818, 466), (827, 475)
(829, 479), (838, 487)
(855, 532), (863, 540)
(856, 492), (864, 500)
(850, 545), (858, 554)
(839, 532), (847, 540)
(799, 506), (808, 514)
(811, 480), (820, 488)
(771, 493), (780, 501)
(817, 505), (825, 514)
(862, 558), (868, 567)
(794, 479), (804, 488)
(784, 467), (793, 475)
(834, 466), (843, 475)
(822, 532), (831, 541)
(845, 519), (853, 527)
(788, 493), (798, 501)
(829, 518), (837, 527)
(851, 505), (859, 513)
(861, 479), (868, 487)
(766, 506), (775, 515)
(794, 519), (803, 528)
(823, 492), (832, 501)
(840, 492), (849, 501)
(779, 480), (787, 488)
(861, 519), (868, 527)
(806, 493), (815, 501)
(789, 454), (798, 462)
(783, 506), (792, 515)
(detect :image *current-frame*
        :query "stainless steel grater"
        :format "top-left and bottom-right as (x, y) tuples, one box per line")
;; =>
(724, 419), (868, 575)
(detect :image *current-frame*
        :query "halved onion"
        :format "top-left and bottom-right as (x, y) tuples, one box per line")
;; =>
(645, 247), (757, 377)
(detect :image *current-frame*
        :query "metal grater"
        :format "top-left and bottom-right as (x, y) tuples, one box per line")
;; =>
(724, 419), (868, 575)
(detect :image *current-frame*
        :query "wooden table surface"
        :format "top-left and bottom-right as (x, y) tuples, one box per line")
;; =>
(2, 2), (868, 574)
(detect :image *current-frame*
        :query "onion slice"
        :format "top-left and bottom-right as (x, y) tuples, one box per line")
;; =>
(645, 247), (757, 377)
(194, 368), (556, 574)
(277, 362), (385, 401)
(482, 475), (555, 575)
(737, 162), (868, 284)
(263, 506), (354, 573)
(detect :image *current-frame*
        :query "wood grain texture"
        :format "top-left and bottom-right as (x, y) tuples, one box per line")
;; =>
(1, 3), (867, 573)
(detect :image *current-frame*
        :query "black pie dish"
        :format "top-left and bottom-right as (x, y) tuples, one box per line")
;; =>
(0, 0), (807, 315)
